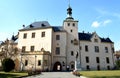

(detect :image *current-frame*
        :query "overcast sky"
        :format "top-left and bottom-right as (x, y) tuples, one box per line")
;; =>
(0, 0), (120, 51)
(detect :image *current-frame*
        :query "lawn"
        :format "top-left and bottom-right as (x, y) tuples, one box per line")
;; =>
(0, 71), (28, 78)
(80, 70), (120, 78)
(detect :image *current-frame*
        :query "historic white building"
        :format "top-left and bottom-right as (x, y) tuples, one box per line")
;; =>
(0, 5), (115, 71)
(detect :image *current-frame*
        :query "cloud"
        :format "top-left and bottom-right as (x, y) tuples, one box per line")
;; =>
(91, 21), (101, 28)
(91, 19), (112, 28)
(103, 19), (112, 26)
(95, 8), (120, 19)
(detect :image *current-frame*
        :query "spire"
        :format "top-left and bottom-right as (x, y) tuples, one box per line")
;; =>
(66, 0), (74, 20)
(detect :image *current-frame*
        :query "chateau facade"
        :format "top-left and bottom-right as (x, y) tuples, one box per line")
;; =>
(0, 6), (115, 71)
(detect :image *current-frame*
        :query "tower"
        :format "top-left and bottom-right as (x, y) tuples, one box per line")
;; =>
(63, 4), (80, 70)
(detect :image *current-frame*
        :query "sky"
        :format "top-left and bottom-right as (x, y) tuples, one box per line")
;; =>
(0, 0), (120, 51)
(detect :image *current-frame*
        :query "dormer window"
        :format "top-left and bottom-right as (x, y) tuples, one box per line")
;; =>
(94, 39), (98, 42)
(41, 23), (46, 27)
(30, 24), (34, 28)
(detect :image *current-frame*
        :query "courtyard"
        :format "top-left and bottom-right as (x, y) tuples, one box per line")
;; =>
(1, 70), (120, 78)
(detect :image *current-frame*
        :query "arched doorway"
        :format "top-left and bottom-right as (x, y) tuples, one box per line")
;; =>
(53, 62), (62, 71)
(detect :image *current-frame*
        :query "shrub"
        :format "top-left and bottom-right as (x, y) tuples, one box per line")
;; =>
(72, 70), (81, 77)
(116, 60), (120, 69)
(2, 58), (15, 72)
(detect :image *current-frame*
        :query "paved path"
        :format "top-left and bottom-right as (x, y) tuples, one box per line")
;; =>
(23, 72), (87, 78)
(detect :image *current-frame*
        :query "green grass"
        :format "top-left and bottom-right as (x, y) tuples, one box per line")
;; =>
(80, 70), (120, 78)
(0, 71), (28, 78)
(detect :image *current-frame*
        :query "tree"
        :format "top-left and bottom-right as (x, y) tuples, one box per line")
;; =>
(0, 35), (20, 71)
(0, 38), (19, 59)
(116, 60), (120, 69)
(2, 58), (15, 72)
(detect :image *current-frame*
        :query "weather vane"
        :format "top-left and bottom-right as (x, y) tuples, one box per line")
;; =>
(68, 0), (70, 6)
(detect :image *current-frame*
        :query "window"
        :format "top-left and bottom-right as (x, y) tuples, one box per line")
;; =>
(86, 65), (90, 70)
(30, 46), (34, 52)
(56, 35), (60, 40)
(71, 40), (73, 43)
(56, 47), (60, 55)
(25, 60), (28, 66)
(22, 46), (26, 52)
(95, 46), (99, 52)
(105, 47), (108, 53)
(73, 39), (78, 45)
(73, 23), (75, 26)
(71, 64), (74, 69)
(106, 57), (110, 63)
(23, 33), (27, 39)
(112, 48), (114, 53)
(70, 29), (73, 32)
(86, 56), (89, 63)
(85, 45), (88, 52)
(68, 23), (70, 26)
(71, 51), (74, 56)
(94, 39), (98, 42)
(107, 66), (110, 70)
(38, 60), (41, 66)
(41, 32), (45, 37)
(32, 32), (35, 38)
(97, 65), (100, 70)
(96, 57), (100, 63)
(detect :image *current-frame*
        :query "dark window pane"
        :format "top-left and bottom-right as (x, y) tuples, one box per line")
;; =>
(56, 47), (60, 55)
(56, 35), (60, 40)
(41, 32), (45, 37)
(23, 33), (27, 39)
(32, 32), (35, 38)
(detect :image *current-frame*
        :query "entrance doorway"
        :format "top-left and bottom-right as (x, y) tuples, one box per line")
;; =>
(53, 62), (62, 71)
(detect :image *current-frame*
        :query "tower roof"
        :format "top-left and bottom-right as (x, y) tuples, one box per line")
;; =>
(66, 2), (74, 20)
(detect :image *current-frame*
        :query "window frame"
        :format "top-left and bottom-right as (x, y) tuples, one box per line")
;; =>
(25, 60), (28, 66)
(23, 33), (27, 39)
(105, 47), (108, 53)
(56, 35), (60, 40)
(106, 57), (110, 64)
(32, 32), (35, 38)
(73, 23), (75, 26)
(85, 45), (88, 52)
(71, 51), (74, 56)
(96, 57), (100, 63)
(41, 31), (45, 37)
(22, 46), (26, 52)
(68, 23), (70, 26)
(86, 56), (89, 63)
(38, 60), (41, 66)
(95, 46), (99, 52)
(30, 46), (35, 52)
(55, 47), (60, 55)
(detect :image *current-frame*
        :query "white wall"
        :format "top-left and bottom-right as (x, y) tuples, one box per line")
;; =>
(80, 34), (115, 70)
(18, 28), (53, 52)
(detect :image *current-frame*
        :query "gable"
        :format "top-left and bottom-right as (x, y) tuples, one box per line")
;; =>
(78, 32), (113, 43)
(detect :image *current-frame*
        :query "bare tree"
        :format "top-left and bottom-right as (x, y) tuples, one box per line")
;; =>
(0, 35), (19, 60)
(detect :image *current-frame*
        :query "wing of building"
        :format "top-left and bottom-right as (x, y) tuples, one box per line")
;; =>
(0, 5), (115, 71)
